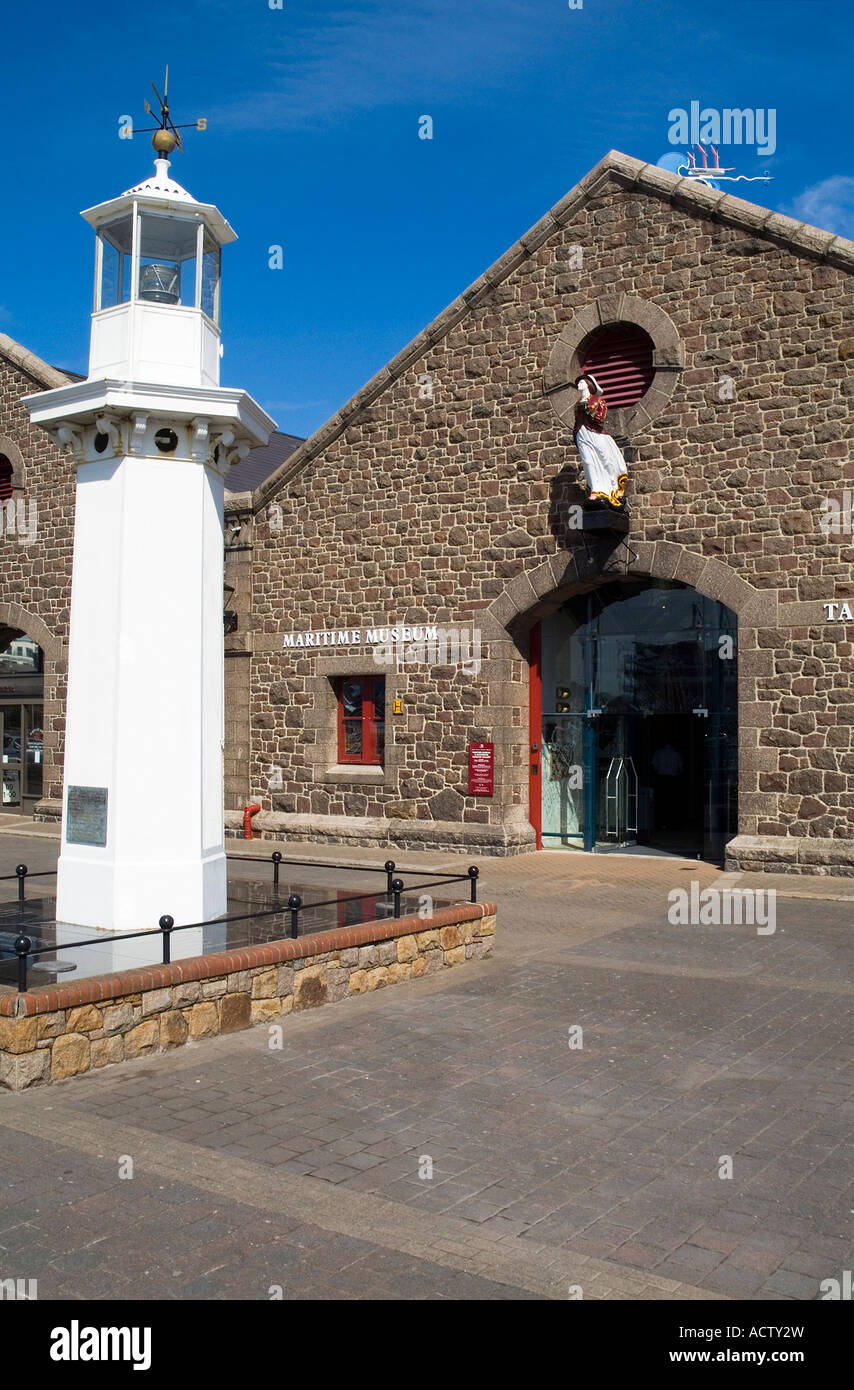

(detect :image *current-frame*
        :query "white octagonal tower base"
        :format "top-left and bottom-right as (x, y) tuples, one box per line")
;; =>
(26, 379), (274, 931)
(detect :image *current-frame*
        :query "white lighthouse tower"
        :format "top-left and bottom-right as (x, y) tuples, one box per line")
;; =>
(25, 114), (275, 931)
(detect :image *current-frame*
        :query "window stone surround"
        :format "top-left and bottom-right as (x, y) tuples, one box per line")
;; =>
(0, 435), (25, 492)
(544, 293), (684, 439)
(308, 649), (399, 791)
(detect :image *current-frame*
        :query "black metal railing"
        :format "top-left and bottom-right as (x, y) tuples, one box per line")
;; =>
(2, 854), (480, 993)
(0, 864), (57, 909)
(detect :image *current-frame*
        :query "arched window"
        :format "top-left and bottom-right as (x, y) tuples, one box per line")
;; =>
(0, 454), (13, 502)
(578, 324), (655, 409)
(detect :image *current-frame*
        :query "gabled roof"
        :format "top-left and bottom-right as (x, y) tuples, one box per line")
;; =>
(252, 149), (854, 513)
(225, 431), (304, 498)
(0, 332), (72, 390)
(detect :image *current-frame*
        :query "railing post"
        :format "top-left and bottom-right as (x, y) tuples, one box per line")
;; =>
(468, 865), (479, 903)
(16, 864), (27, 911)
(14, 934), (31, 993)
(159, 915), (174, 965)
(272, 851), (282, 893)
(392, 878), (403, 919)
(288, 893), (301, 940)
(385, 860), (395, 898)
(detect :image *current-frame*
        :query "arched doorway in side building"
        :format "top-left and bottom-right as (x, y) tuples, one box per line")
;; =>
(0, 632), (45, 815)
(529, 578), (738, 862)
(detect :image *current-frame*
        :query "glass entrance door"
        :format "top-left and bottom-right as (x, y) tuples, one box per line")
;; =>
(541, 713), (586, 846)
(538, 579), (738, 861)
(1, 702), (43, 812)
(1, 705), (23, 809)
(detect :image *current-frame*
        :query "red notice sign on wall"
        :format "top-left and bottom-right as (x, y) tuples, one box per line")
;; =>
(468, 741), (494, 796)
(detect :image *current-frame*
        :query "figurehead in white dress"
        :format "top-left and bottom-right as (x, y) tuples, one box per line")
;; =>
(573, 373), (628, 509)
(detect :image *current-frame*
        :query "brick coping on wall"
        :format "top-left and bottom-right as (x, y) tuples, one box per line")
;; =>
(0, 901), (495, 1018)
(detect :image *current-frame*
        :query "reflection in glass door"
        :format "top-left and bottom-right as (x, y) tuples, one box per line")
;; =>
(541, 713), (585, 846)
(1, 703), (44, 812)
(537, 579), (738, 861)
(24, 704), (44, 803)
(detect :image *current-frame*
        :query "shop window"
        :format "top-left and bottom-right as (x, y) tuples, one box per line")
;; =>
(336, 677), (385, 765)
(0, 455), (13, 501)
(1, 634), (44, 810)
(578, 323), (655, 409)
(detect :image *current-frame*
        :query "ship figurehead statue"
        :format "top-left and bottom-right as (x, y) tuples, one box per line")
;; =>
(573, 373), (629, 512)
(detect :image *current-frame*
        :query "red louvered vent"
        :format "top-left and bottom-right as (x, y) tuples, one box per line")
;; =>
(579, 323), (655, 409)
(0, 456), (13, 502)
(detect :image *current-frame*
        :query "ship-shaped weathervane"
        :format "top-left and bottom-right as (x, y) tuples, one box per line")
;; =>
(134, 66), (207, 155)
(678, 144), (771, 187)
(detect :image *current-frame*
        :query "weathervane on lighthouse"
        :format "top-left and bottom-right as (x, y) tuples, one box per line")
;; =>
(23, 77), (276, 934)
(133, 66), (208, 158)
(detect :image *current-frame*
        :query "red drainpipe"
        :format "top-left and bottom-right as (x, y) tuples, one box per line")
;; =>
(243, 804), (261, 839)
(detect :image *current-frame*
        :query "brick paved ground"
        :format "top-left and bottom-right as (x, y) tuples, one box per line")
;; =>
(0, 829), (851, 1300)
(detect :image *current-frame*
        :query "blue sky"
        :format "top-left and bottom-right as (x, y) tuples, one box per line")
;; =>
(1, 0), (851, 440)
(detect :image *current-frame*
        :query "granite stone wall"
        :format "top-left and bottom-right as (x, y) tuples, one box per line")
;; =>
(231, 155), (854, 870)
(0, 348), (74, 810)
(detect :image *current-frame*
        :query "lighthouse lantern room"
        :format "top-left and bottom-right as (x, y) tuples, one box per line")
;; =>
(84, 157), (232, 388)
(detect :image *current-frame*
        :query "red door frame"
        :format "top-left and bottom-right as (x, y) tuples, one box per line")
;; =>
(529, 622), (543, 849)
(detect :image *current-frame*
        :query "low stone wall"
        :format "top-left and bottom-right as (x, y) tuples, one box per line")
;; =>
(726, 835), (854, 876)
(224, 809), (535, 857)
(0, 901), (496, 1091)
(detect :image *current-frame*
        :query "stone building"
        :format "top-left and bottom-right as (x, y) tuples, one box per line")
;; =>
(0, 334), (75, 818)
(222, 151), (854, 873)
(4, 150), (854, 873)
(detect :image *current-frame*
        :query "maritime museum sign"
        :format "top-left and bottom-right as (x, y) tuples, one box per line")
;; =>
(283, 625), (439, 649)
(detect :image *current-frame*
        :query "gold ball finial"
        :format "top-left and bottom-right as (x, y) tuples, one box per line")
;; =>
(152, 127), (177, 156)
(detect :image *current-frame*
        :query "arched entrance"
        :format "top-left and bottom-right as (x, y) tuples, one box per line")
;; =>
(529, 577), (738, 860)
(0, 629), (45, 814)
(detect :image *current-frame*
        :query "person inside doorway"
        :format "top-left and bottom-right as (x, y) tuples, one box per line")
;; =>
(651, 742), (684, 832)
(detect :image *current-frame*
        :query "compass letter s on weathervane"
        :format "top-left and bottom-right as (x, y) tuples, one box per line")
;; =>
(132, 66), (207, 155)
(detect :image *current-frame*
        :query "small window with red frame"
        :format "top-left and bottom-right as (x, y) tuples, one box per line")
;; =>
(0, 455), (13, 502)
(337, 676), (385, 765)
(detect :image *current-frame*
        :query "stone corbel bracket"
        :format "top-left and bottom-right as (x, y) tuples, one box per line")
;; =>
(545, 293), (684, 439)
(209, 426), (250, 475)
(191, 417), (211, 465)
(129, 412), (148, 454)
(52, 423), (85, 461)
(93, 414), (123, 456)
